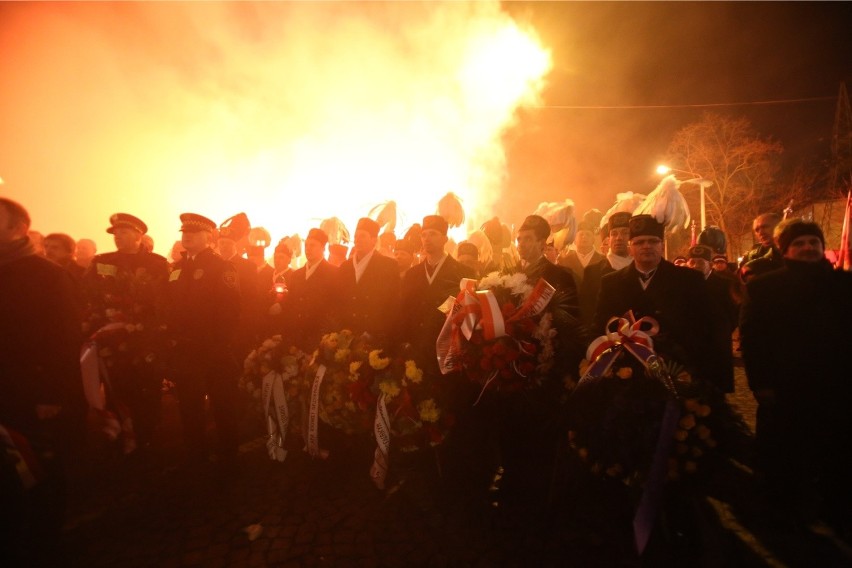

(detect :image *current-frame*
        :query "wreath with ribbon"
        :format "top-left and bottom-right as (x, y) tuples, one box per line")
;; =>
(567, 313), (717, 554)
(240, 335), (311, 462)
(436, 272), (560, 399)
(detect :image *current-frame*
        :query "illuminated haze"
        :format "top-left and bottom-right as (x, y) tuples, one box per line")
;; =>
(0, 2), (550, 254)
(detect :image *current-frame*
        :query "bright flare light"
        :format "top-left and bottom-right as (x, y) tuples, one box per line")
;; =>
(0, 2), (552, 255)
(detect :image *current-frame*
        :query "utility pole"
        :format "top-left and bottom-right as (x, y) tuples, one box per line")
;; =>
(830, 82), (852, 196)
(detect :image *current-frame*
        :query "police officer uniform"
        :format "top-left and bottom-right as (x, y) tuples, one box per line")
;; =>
(82, 213), (170, 446)
(165, 213), (241, 462)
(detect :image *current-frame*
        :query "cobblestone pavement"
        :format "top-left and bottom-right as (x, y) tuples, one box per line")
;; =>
(57, 368), (851, 567)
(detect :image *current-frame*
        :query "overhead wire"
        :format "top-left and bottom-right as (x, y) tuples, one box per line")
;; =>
(536, 95), (835, 110)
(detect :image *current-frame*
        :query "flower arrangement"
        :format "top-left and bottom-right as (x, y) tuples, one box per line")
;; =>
(303, 330), (377, 435)
(240, 335), (311, 461)
(240, 335), (309, 419)
(568, 319), (716, 485)
(303, 330), (455, 450)
(372, 357), (455, 453)
(438, 272), (560, 394)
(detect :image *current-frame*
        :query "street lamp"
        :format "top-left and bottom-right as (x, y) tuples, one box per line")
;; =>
(655, 165), (713, 230)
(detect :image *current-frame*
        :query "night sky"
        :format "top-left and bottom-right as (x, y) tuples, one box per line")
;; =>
(500, 1), (852, 219)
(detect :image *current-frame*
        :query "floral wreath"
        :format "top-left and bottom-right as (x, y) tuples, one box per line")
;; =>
(436, 272), (560, 397)
(567, 315), (717, 485)
(241, 335), (311, 461)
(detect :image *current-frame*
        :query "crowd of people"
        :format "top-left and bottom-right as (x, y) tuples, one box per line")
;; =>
(2, 194), (851, 563)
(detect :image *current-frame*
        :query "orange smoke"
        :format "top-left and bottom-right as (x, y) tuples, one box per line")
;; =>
(0, 2), (550, 254)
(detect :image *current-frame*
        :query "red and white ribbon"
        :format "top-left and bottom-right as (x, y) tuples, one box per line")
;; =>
(370, 394), (391, 490)
(79, 323), (136, 452)
(262, 371), (289, 462)
(437, 277), (556, 374)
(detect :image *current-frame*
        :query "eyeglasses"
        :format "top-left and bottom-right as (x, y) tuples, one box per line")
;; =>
(630, 237), (663, 246)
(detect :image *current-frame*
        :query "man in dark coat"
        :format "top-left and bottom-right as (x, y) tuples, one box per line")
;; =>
(338, 217), (400, 344)
(282, 227), (340, 351)
(740, 219), (852, 531)
(1, 198), (85, 565)
(218, 213), (261, 357)
(579, 211), (633, 328)
(398, 215), (475, 371)
(686, 245), (736, 393)
(739, 212), (784, 282)
(165, 213), (241, 464)
(558, 220), (604, 287)
(594, 215), (715, 381)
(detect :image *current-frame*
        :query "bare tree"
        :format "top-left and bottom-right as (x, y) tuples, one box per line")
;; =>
(664, 113), (784, 255)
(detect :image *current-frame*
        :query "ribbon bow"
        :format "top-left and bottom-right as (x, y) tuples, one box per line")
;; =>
(581, 313), (660, 382)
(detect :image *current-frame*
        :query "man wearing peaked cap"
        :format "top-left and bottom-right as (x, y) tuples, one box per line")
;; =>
(276, 227), (340, 351)
(107, 213), (148, 235)
(337, 217), (400, 344)
(82, 212), (170, 449)
(179, 213), (216, 233)
(165, 212), (241, 463)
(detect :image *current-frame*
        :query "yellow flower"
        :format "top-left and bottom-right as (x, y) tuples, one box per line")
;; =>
(696, 404), (712, 418)
(605, 463), (623, 478)
(678, 414), (696, 430)
(695, 425), (712, 440)
(674, 429), (689, 442)
(379, 380), (401, 399)
(418, 399), (441, 423)
(404, 360), (423, 384)
(334, 348), (350, 363)
(322, 332), (339, 349)
(577, 447), (589, 461)
(369, 349), (390, 370)
(349, 361), (362, 374)
(683, 398), (701, 413)
(616, 367), (633, 379)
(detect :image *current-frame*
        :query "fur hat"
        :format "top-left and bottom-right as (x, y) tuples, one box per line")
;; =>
(774, 219), (824, 254)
